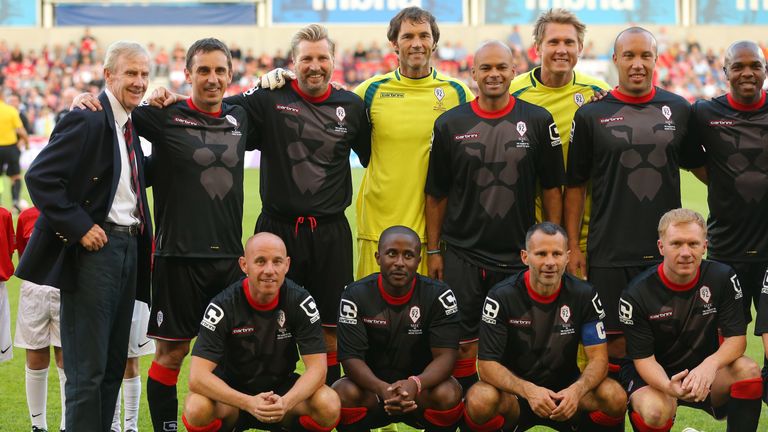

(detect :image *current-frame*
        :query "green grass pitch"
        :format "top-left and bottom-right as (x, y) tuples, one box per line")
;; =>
(0, 168), (764, 431)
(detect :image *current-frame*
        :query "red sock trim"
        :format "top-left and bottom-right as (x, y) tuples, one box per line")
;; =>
(182, 414), (222, 432)
(453, 357), (477, 378)
(148, 361), (180, 386)
(340, 407), (367, 425)
(463, 412), (504, 432)
(629, 411), (672, 432)
(730, 377), (763, 399)
(589, 410), (624, 426)
(327, 351), (338, 366)
(424, 401), (464, 427)
(299, 414), (339, 432)
(608, 362), (621, 373)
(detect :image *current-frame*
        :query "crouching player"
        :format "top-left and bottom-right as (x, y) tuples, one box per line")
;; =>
(620, 209), (762, 431)
(182, 233), (340, 431)
(465, 222), (626, 431)
(333, 226), (463, 431)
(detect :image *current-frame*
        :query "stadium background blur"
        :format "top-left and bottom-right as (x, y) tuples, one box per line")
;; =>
(1, 0), (768, 430)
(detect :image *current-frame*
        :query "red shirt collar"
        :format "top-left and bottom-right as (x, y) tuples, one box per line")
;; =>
(470, 97), (516, 119)
(242, 279), (280, 311)
(727, 90), (766, 111)
(377, 274), (416, 306)
(186, 98), (222, 117)
(657, 263), (701, 292)
(610, 86), (656, 104)
(291, 80), (331, 103)
(524, 271), (561, 304)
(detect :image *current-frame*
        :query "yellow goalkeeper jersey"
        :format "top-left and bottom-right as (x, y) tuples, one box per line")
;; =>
(354, 68), (473, 242)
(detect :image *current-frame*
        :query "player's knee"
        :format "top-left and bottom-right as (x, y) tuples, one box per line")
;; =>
(595, 378), (627, 416)
(183, 392), (216, 425)
(422, 378), (462, 410)
(332, 377), (366, 407)
(465, 381), (501, 420)
(730, 356), (761, 381)
(632, 392), (674, 427)
(308, 385), (341, 426)
(155, 341), (190, 368)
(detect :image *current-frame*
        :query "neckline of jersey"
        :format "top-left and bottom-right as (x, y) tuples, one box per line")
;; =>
(524, 271), (562, 304)
(531, 66), (576, 89)
(242, 278), (280, 311)
(470, 97), (516, 119)
(727, 90), (766, 111)
(377, 274), (417, 306)
(656, 263), (701, 292)
(395, 67), (436, 83)
(290, 80), (331, 103)
(186, 98), (222, 117)
(610, 86), (656, 104)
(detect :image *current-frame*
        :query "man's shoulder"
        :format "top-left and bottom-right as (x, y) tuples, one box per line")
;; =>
(329, 87), (365, 107)
(354, 72), (397, 97)
(435, 101), (474, 127)
(488, 271), (524, 298)
(345, 273), (379, 296)
(653, 87), (691, 107)
(509, 70), (535, 94)
(624, 265), (661, 297)
(572, 71), (610, 92)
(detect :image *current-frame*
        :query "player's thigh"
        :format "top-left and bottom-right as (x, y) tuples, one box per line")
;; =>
(332, 376), (379, 408)
(418, 377), (462, 410)
(578, 377), (627, 414)
(443, 248), (490, 343)
(13, 281), (56, 350)
(710, 355), (761, 407)
(184, 391), (239, 425)
(307, 218), (354, 326)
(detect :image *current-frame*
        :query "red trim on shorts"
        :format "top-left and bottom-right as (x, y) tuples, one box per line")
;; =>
(524, 271), (561, 304)
(185, 98), (222, 118)
(727, 90), (766, 111)
(608, 363), (621, 373)
(291, 80), (332, 103)
(339, 407), (367, 425)
(610, 86), (656, 104)
(459, 337), (480, 344)
(630, 411), (672, 432)
(299, 414), (339, 432)
(452, 357), (477, 378)
(463, 412), (504, 432)
(730, 377), (763, 399)
(144, 334), (194, 342)
(378, 274), (416, 305)
(657, 263), (700, 292)
(148, 361), (180, 386)
(589, 410), (624, 426)
(424, 401), (465, 426)
(470, 97), (516, 119)
(243, 279), (279, 311)
(182, 414), (222, 432)
(327, 351), (338, 366)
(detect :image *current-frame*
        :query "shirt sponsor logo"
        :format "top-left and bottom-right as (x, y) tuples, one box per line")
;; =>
(379, 92), (404, 98)
(232, 326), (255, 335)
(275, 104), (300, 114)
(619, 299), (634, 325)
(599, 116), (624, 124)
(300, 297), (321, 324)
(709, 119), (735, 126)
(731, 275), (744, 300)
(549, 122), (562, 146)
(648, 310), (673, 320)
(201, 303), (224, 331)
(591, 293), (606, 320)
(454, 133), (479, 140)
(339, 299), (358, 324)
(438, 290), (458, 315)
(482, 297), (500, 325)
(172, 116), (202, 127)
(508, 318), (531, 327)
(362, 317), (388, 326)
(574, 93), (585, 107)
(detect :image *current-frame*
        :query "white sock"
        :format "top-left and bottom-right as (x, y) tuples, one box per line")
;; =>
(123, 376), (141, 431)
(112, 386), (122, 432)
(26, 366), (48, 429)
(57, 366), (66, 431)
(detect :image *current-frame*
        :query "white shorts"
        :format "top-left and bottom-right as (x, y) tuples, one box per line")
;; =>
(0, 282), (11, 362)
(14, 280), (61, 350)
(128, 300), (155, 358)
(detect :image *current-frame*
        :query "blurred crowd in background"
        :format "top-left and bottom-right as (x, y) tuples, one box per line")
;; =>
(3, 27), (767, 138)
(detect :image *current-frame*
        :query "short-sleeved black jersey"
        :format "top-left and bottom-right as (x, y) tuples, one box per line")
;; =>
(191, 278), (326, 395)
(478, 271), (606, 390)
(337, 274), (459, 383)
(425, 98), (566, 269)
(567, 88), (692, 267)
(133, 100), (253, 258)
(620, 261), (745, 375)
(225, 81), (371, 218)
(683, 92), (768, 262)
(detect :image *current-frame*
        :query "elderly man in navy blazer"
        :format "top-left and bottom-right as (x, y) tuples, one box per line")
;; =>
(16, 40), (153, 431)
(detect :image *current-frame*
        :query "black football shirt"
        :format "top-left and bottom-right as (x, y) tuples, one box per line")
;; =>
(192, 278), (326, 394)
(426, 98), (566, 269)
(225, 81), (371, 218)
(568, 87), (693, 267)
(337, 274), (460, 383)
(133, 100), (254, 258)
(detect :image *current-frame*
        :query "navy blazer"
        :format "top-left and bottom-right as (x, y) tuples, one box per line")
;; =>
(16, 92), (153, 303)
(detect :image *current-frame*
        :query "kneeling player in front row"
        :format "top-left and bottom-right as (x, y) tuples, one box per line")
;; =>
(334, 226), (464, 431)
(620, 209), (762, 431)
(182, 233), (340, 432)
(465, 222), (626, 432)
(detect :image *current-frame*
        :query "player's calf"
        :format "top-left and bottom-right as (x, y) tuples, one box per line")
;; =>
(718, 356), (762, 431)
